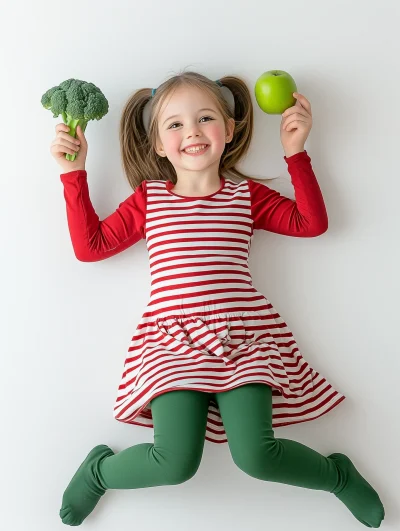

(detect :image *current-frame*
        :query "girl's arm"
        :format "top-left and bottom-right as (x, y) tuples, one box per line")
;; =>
(60, 170), (146, 261)
(248, 150), (328, 237)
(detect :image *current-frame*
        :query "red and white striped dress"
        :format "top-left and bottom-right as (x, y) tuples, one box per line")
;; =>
(60, 150), (345, 444)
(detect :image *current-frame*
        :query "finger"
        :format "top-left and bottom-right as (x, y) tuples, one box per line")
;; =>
(282, 105), (309, 119)
(51, 135), (79, 149)
(51, 143), (80, 158)
(75, 128), (87, 159)
(56, 123), (70, 133)
(281, 112), (309, 130)
(52, 138), (81, 155)
(282, 112), (312, 127)
(293, 93), (312, 116)
(282, 117), (309, 131)
(53, 142), (80, 156)
(281, 94), (306, 116)
(57, 131), (81, 145)
(76, 125), (87, 144)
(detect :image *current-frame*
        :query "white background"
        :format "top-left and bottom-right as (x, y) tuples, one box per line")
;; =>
(2, 1), (399, 529)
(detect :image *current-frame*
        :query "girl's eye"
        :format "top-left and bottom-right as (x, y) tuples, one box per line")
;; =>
(168, 116), (214, 129)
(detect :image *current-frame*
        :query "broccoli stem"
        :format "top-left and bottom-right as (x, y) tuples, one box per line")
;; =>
(61, 112), (88, 161)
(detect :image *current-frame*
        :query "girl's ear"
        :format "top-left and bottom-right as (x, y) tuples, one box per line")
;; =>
(156, 145), (166, 157)
(154, 134), (166, 157)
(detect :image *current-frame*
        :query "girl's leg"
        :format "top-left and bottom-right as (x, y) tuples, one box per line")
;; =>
(215, 383), (384, 528)
(60, 389), (210, 526)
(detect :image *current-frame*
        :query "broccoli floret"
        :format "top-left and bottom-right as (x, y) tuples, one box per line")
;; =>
(41, 78), (109, 161)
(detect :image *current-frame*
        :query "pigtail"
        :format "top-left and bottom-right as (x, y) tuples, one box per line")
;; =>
(219, 76), (277, 183)
(119, 88), (160, 191)
(217, 76), (254, 181)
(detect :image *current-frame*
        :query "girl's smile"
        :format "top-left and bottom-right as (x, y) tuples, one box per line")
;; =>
(182, 144), (210, 156)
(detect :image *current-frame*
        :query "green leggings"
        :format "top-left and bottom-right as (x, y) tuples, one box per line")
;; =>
(103, 383), (339, 489)
(60, 384), (385, 527)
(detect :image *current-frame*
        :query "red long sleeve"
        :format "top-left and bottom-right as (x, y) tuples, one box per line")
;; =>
(248, 150), (328, 237)
(60, 170), (147, 261)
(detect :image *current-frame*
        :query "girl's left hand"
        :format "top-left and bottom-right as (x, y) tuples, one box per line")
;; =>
(280, 93), (313, 156)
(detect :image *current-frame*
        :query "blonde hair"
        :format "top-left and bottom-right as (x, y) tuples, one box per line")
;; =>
(119, 70), (272, 191)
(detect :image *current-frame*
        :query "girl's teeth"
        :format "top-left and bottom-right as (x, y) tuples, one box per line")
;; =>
(185, 145), (207, 153)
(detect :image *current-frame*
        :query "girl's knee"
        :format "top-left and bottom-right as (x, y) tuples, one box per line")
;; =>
(168, 460), (201, 484)
(230, 440), (281, 480)
(153, 448), (203, 485)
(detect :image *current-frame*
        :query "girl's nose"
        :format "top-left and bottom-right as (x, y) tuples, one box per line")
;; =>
(186, 123), (202, 137)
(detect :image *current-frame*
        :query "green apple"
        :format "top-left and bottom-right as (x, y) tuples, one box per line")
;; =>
(255, 70), (298, 114)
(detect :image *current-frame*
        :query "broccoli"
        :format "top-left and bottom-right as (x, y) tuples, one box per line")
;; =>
(41, 78), (109, 161)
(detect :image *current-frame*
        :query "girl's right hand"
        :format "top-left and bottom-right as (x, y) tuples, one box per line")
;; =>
(50, 123), (88, 173)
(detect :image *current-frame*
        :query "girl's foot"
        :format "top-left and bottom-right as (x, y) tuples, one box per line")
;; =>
(59, 444), (114, 526)
(329, 453), (385, 528)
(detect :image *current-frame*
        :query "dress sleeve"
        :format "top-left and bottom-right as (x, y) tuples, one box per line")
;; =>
(60, 169), (146, 261)
(247, 150), (328, 237)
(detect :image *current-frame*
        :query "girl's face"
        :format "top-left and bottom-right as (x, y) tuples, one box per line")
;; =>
(155, 86), (235, 178)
